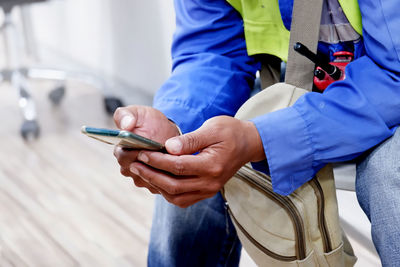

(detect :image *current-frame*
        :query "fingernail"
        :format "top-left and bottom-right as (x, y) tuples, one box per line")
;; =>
(166, 138), (182, 154)
(130, 166), (139, 175)
(121, 115), (134, 130)
(138, 153), (149, 163)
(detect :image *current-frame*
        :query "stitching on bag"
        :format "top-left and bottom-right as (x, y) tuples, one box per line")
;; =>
(323, 198), (335, 251)
(291, 189), (315, 254)
(288, 86), (298, 107)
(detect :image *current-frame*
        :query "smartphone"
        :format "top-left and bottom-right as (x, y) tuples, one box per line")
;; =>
(81, 126), (165, 151)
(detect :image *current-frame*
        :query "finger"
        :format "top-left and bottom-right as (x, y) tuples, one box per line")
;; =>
(165, 125), (216, 155)
(146, 187), (160, 194)
(137, 151), (220, 177)
(121, 168), (160, 194)
(131, 176), (160, 194)
(120, 166), (134, 177)
(114, 146), (140, 167)
(113, 106), (138, 131)
(142, 182), (165, 195)
(119, 161), (161, 195)
(130, 162), (213, 195)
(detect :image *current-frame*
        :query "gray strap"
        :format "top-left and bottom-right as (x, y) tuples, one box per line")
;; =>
(259, 54), (281, 89)
(284, 0), (323, 90)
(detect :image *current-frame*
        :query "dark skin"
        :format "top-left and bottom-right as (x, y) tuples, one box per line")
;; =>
(113, 105), (265, 208)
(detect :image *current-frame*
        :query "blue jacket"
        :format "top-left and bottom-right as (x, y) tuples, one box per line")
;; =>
(153, 0), (400, 195)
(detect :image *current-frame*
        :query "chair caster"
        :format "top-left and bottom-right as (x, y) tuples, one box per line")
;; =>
(48, 85), (66, 105)
(21, 120), (40, 140)
(104, 96), (123, 115)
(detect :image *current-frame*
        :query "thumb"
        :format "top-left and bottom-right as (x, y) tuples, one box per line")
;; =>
(113, 107), (138, 131)
(165, 127), (213, 155)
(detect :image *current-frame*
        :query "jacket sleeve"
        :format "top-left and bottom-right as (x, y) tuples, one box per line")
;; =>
(252, 0), (400, 195)
(153, 0), (260, 134)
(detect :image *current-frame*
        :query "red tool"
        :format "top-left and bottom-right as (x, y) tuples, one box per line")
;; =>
(294, 42), (354, 91)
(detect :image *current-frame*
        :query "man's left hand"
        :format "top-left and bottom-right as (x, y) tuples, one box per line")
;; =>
(129, 116), (265, 208)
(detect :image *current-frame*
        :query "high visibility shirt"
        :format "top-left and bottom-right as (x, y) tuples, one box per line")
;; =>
(153, 0), (400, 195)
(226, 0), (362, 61)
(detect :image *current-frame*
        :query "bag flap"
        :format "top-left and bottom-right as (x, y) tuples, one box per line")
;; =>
(235, 83), (308, 121)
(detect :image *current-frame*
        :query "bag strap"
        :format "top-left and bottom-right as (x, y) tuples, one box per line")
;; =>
(283, 0), (323, 90)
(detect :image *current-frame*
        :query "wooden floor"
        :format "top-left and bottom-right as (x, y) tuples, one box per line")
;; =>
(0, 80), (154, 266)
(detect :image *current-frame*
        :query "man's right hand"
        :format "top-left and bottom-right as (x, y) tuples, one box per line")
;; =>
(113, 105), (180, 194)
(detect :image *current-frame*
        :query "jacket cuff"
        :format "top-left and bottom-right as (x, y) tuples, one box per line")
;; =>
(251, 107), (316, 195)
(153, 100), (205, 134)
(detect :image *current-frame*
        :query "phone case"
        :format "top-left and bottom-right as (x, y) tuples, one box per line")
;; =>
(81, 126), (165, 151)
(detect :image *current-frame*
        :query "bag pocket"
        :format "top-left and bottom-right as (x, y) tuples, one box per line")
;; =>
(324, 242), (345, 267)
(223, 165), (308, 264)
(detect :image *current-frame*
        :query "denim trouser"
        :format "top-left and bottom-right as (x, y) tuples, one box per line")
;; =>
(148, 129), (400, 267)
(356, 128), (400, 267)
(148, 193), (242, 267)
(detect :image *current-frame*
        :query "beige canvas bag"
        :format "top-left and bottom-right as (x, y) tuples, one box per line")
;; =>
(222, 0), (358, 266)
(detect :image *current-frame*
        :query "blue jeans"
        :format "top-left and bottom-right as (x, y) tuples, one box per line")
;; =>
(148, 193), (241, 267)
(356, 128), (400, 267)
(148, 129), (400, 267)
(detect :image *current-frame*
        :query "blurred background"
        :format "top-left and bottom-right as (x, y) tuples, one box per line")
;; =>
(0, 0), (381, 266)
(32, 0), (175, 99)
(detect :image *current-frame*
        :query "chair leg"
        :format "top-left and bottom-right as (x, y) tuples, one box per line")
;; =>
(15, 72), (40, 139)
(2, 8), (40, 139)
(14, 72), (37, 121)
(26, 67), (124, 114)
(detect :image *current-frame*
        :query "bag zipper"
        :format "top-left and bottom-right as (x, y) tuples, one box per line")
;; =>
(309, 178), (333, 252)
(226, 165), (307, 261)
(226, 203), (299, 261)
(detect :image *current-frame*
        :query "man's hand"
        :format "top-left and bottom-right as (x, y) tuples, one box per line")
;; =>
(113, 105), (180, 194)
(129, 115), (266, 208)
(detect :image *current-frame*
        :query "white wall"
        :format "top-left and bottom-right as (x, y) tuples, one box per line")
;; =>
(30, 0), (176, 95)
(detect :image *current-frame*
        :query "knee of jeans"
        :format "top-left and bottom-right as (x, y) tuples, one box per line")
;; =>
(356, 133), (400, 215)
(358, 129), (400, 183)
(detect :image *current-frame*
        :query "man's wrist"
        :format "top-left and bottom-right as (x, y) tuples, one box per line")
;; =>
(242, 120), (266, 162)
(168, 119), (183, 136)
